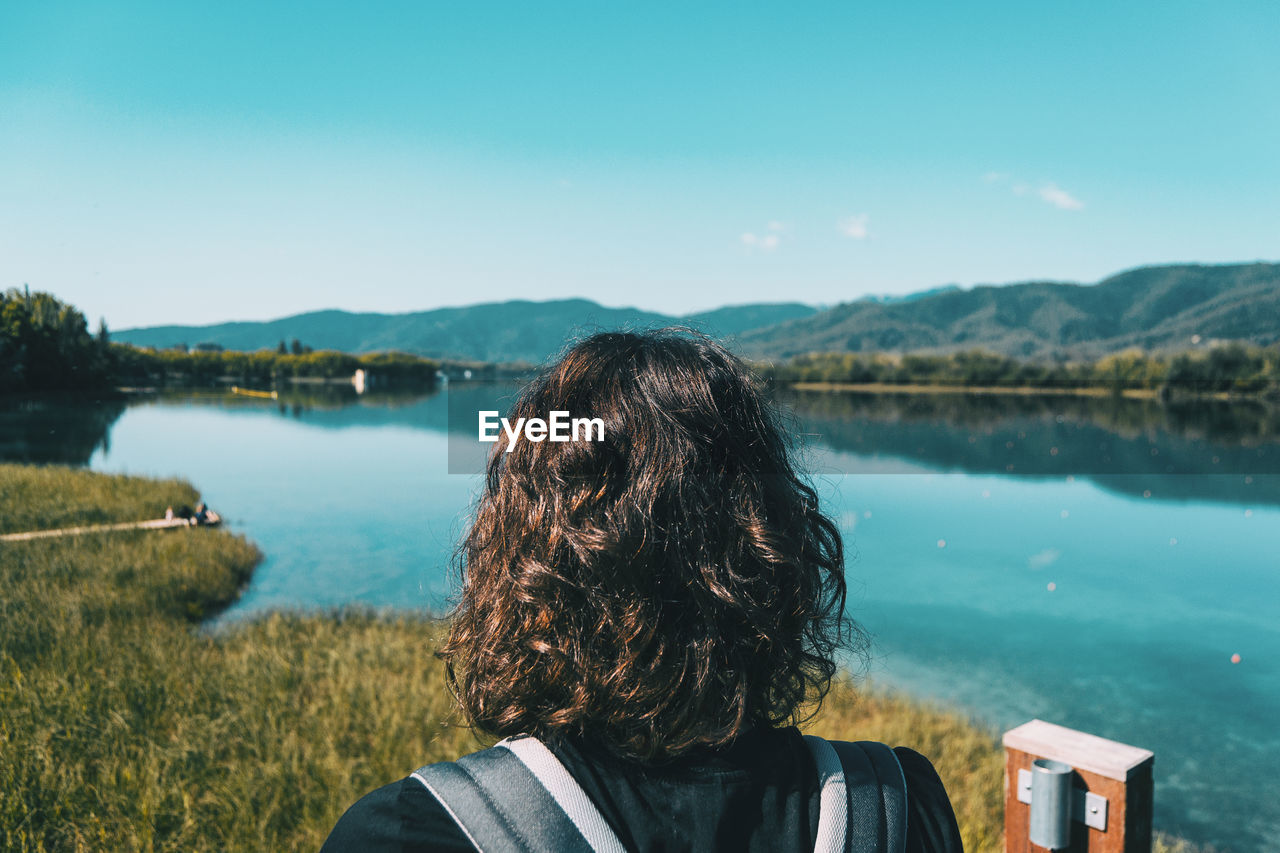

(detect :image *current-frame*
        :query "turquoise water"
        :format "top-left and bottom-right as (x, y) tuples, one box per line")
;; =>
(6, 389), (1277, 850)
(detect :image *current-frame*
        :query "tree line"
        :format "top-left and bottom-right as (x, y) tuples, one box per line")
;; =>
(5, 289), (1277, 398)
(2, 290), (440, 393)
(112, 346), (441, 387)
(1, 288), (112, 393)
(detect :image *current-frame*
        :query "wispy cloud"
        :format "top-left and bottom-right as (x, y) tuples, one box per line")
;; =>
(985, 171), (1085, 211)
(1038, 183), (1084, 211)
(740, 231), (780, 251)
(838, 214), (869, 239)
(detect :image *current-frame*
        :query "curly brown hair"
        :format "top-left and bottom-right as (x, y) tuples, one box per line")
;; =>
(441, 329), (855, 762)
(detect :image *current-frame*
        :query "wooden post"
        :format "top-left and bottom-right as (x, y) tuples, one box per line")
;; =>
(1004, 720), (1154, 853)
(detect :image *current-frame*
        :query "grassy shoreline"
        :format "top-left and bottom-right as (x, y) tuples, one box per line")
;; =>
(1, 465), (1197, 851)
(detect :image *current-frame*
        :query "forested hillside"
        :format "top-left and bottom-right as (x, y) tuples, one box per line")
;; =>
(114, 263), (1279, 364)
(738, 263), (1280, 359)
(115, 300), (818, 363)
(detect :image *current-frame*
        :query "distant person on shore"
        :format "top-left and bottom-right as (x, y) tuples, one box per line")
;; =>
(190, 503), (219, 526)
(322, 330), (961, 852)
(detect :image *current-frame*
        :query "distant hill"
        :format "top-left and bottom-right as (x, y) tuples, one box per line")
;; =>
(115, 301), (820, 364)
(115, 262), (1280, 364)
(737, 262), (1280, 360)
(859, 284), (963, 305)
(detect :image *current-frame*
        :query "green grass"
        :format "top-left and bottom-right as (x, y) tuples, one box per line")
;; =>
(0, 463), (1203, 851)
(0, 466), (202, 535)
(1, 464), (474, 851)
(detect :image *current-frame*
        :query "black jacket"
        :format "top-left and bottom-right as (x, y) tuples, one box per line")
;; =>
(321, 726), (963, 852)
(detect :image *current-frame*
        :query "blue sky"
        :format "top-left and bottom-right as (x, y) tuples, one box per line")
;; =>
(2, 1), (1277, 329)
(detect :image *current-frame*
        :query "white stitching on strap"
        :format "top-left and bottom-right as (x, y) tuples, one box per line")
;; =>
(498, 736), (628, 853)
(804, 735), (849, 853)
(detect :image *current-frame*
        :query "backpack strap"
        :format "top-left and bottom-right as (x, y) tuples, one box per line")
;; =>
(416, 734), (905, 853)
(805, 736), (909, 853)
(412, 736), (626, 853)
(805, 736), (851, 853)
(500, 736), (628, 853)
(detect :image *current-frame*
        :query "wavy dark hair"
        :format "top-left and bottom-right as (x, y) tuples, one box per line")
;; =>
(441, 329), (854, 762)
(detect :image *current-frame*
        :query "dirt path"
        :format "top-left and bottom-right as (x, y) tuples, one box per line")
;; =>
(1, 518), (203, 542)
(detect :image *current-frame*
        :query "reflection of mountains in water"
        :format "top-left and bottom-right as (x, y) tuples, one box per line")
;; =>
(777, 390), (1280, 505)
(195, 386), (448, 429)
(6, 387), (1279, 506)
(188, 383), (516, 435)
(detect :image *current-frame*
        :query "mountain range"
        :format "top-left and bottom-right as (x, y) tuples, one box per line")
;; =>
(115, 301), (820, 364)
(738, 262), (1280, 360)
(115, 262), (1279, 363)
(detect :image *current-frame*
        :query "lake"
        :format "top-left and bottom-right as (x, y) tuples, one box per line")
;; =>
(4, 386), (1278, 851)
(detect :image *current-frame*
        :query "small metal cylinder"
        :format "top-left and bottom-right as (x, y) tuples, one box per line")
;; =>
(1029, 758), (1073, 850)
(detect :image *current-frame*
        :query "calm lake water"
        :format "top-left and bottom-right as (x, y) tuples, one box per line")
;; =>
(5, 387), (1278, 851)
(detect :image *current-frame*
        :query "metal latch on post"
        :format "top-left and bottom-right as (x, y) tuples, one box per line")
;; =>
(1017, 768), (1109, 831)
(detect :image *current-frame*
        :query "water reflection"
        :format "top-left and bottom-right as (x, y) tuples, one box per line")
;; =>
(0, 394), (126, 465)
(778, 389), (1280, 504)
(4, 387), (1280, 506)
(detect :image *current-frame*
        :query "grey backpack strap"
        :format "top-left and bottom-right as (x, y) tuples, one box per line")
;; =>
(831, 740), (908, 853)
(412, 736), (626, 853)
(805, 736), (908, 853)
(805, 736), (851, 853)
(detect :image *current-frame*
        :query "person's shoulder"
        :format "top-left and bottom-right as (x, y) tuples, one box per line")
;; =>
(319, 774), (476, 853)
(320, 778), (408, 852)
